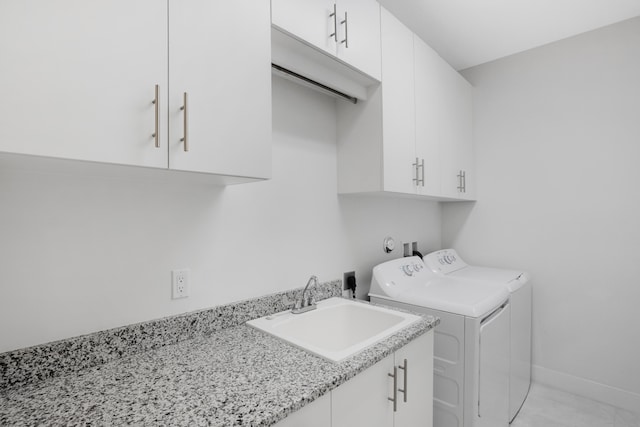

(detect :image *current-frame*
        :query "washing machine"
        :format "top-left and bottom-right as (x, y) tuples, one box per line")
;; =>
(370, 256), (511, 427)
(423, 249), (532, 423)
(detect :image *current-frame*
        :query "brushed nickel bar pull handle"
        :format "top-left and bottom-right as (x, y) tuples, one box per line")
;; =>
(398, 359), (408, 402)
(180, 92), (189, 152)
(412, 157), (420, 185)
(388, 367), (398, 412)
(329, 4), (337, 42)
(419, 159), (425, 186)
(152, 84), (160, 148)
(340, 12), (348, 48)
(462, 170), (467, 193)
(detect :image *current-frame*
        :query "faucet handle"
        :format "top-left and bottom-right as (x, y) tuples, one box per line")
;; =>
(281, 295), (295, 309)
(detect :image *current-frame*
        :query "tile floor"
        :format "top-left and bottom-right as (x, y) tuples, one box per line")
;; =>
(511, 383), (640, 427)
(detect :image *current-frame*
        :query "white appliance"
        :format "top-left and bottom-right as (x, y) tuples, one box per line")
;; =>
(423, 249), (532, 423)
(370, 256), (511, 427)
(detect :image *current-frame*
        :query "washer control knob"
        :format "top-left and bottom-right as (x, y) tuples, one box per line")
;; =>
(401, 264), (414, 276)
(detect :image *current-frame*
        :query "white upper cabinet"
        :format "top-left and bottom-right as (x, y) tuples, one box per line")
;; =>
(337, 7), (474, 201)
(0, 0), (271, 181)
(0, 0), (168, 168)
(271, 0), (337, 56)
(380, 9), (416, 195)
(271, 0), (381, 80)
(439, 69), (474, 200)
(168, 0), (271, 178)
(414, 35), (443, 197)
(335, 0), (382, 80)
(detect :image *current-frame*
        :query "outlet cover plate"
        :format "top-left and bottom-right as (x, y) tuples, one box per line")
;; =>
(172, 269), (190, 299)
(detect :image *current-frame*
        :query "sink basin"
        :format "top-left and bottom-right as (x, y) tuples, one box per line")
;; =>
(246, 297), (421, 362)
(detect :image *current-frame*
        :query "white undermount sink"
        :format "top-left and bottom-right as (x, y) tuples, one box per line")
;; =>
(246, 297), (421, 362)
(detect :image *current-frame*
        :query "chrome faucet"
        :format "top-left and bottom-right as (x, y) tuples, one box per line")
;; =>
(292, 275), (318, 314)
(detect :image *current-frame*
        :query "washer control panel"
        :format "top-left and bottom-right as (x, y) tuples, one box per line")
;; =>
(370, 256), (432, 298)
(400, 260), (424, 276)
(423, 249), (468, 275)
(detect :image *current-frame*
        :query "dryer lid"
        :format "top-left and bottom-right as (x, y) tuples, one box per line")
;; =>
(447, 266), (530, 292)
(424, 249), (530, 292)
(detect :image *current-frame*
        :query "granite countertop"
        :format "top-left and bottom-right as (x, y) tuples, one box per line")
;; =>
(0, 285), (438, 426)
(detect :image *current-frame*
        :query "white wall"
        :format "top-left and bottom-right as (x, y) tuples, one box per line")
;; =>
(0, 76), (441, 353)
(444, 17), (640, 409)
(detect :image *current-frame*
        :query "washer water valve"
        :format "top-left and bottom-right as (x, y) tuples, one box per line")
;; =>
(383, 236), (396, 253)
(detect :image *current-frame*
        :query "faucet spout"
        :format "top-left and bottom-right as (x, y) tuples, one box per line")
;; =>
(292, 275), (318, 314)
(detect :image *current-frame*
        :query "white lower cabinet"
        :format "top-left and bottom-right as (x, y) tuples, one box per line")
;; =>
(332, 354), (395, 427)
(392, 331), (434, 426)
(276, 331), (434, 427)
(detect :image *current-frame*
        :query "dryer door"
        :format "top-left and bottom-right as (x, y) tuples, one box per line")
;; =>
(477, 301), (510, 427)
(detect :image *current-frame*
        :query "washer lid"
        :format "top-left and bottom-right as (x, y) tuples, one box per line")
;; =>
(396, 278), (509, 318)
(369, 256), (509, 318)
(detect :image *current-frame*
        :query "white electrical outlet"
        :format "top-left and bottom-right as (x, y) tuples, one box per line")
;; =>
(172, 269), (190, 299)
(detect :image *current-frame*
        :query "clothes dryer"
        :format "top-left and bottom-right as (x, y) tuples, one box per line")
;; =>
(370, 256), (511, 427)
(423, 249), (532, 423)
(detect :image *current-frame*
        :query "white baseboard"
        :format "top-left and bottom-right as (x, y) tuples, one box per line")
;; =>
(532, 364), (640, 413)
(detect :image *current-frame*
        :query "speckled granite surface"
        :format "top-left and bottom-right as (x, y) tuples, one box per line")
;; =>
(1, 281), (341, 391)
(0, 285), (438, 426)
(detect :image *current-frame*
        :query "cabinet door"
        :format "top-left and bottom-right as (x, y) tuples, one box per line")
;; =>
(380, 9), (416, 195)
(394, 331), (434, 427)
(169, 0), (271, 178)
(414, 36), (443, 197)
(332, 354), (395, 427)
(0, 0), (167, 168)
(271, 0), (336, 56)
(439, 67), (474, 200)
(274, 393), (331, 427)
(336, 0), (381, 80)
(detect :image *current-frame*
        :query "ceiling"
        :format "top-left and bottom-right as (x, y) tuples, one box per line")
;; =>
(377, 0), (640, 70)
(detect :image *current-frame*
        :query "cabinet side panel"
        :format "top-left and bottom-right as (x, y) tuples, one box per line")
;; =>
(336, 85), (383, 193)
(274, 393), (331, 427)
